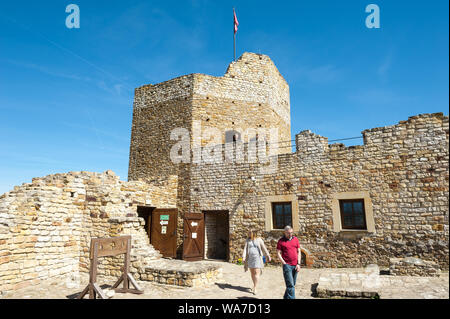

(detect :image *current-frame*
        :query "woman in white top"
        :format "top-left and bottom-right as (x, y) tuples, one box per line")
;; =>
(242, 230), (271, 295)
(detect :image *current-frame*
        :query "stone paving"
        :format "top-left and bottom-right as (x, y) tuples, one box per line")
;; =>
(1, 261), (448, 299)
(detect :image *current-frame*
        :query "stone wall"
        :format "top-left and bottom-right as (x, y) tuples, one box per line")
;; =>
(129, 75), (194, 182)
(187, 113), (449, 269)
(128, 52), (294, 258)
(389, 257), (441, 277)
(0, 170), (177, 293)
(128, 52), (292, 184)
(191, 53), (291, 153)
(141, 259), (223, 287)
(126, 52), (448, 270)
(204, 213), (217, 258)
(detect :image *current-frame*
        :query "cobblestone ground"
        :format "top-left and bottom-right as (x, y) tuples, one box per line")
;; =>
(1, 261), (448, 299)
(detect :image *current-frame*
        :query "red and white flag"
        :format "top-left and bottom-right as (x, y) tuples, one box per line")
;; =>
(234, 9), (239, 34)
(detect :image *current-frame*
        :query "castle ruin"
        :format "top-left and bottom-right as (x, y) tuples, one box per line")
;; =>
(0, 52), (448, 294)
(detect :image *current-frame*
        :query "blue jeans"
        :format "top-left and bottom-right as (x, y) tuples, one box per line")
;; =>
(282, 264), (298, 299)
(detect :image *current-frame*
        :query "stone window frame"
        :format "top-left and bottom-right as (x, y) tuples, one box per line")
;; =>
(331, 191), (376, 233)
(265, 195), (299, 232)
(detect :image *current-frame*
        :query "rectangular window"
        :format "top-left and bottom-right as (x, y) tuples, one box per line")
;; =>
(339, 199), (367, 230)
(272, 202), (292, 229)
(225, 130), (241, 143)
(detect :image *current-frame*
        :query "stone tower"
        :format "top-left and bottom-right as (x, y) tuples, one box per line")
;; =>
(128, 52), (291, 183)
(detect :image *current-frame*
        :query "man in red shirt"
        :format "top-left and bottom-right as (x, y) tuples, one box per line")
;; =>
(276, 225), (301, 299)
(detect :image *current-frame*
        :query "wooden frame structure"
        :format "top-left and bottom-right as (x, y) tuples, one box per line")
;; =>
(78, 236), (143, 299)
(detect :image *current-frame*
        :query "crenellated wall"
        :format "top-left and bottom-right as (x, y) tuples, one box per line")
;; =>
(192, 53), (291, 152)
(188, 113), (449, 269)
(128, 52), (292, 186)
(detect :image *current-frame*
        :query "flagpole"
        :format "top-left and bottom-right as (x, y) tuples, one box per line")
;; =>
(233, 8), (236, 62)
(234, 33), (236, 62)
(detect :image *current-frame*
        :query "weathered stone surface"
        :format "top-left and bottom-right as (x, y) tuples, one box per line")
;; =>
(129, 52), (291, 182)
(1, 263), (448, 299)
(0, 171), (177, 294)
(143, 259), (223, 287)
(127, 52), (449, 270)
(390, 257), (441, 277)
(316, 265), (383, 298)
(103, 288), (115, 298)
(186, 112), (449, 269)
(0, 52), (448, 296)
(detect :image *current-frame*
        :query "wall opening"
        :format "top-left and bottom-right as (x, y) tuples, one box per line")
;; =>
(301, 251), (307, 267)
(225, 130), (241, 143)
(204, 210), (229, 260)
(137, 206), (155, 240)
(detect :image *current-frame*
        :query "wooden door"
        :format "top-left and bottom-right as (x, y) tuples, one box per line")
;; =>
(150, 208), (177, 258)
(182, 213), (205, 261)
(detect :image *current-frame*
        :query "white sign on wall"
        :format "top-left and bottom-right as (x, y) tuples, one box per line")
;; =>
(192, 232), (197, 239)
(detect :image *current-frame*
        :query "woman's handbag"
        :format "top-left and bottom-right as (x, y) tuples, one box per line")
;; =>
(254, 239), (266, 269)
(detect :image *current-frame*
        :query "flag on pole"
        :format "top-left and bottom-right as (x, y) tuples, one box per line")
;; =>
(233, 8), (239, 61)
(234, 9), (239, 34)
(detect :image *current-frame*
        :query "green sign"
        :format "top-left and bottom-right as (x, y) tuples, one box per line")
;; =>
(160, 215), (169, 220)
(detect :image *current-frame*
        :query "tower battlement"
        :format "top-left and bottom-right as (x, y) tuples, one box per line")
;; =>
(129, 52), (291, 182)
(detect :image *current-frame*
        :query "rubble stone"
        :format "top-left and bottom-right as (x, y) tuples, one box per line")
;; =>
(390, 257), (441, 277)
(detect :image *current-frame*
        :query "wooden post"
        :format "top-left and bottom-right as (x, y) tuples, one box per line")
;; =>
(90, 242), (98, 299)
(78, 236), (143, 299)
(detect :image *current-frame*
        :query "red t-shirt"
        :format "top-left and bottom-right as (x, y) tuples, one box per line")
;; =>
(277, 236), (300, 266)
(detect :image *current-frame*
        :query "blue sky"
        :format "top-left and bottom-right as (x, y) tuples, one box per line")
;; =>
(0, 0), (448, 194)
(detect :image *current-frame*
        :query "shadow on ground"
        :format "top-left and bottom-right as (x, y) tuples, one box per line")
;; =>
(310, 283), (318, 297)
(215, 283), (250, 293)
(66, 284), (111, 299)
